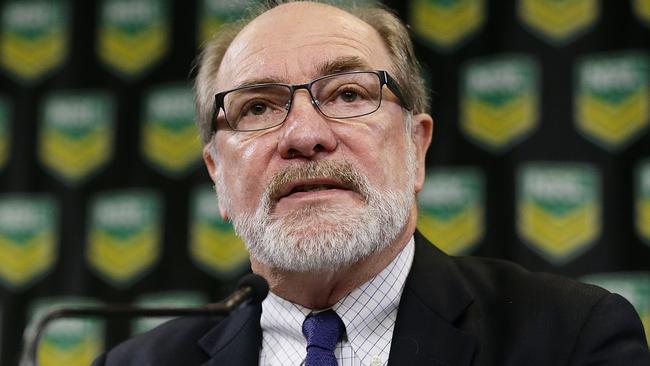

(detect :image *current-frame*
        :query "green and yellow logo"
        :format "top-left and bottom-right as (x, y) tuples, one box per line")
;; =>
(582, 273), (650, 345)
(575, 52), (650, 151)
(197, 0), (256, 45)
(636, 160), (650, 245)
(634, 0), (650, 27)
(461, 55), (539, 153)
(97, 0), (169, 79)
(87, 190), (161, 288)
(409, 0), (485, 51)
(39, 91), (114, 185)
(0, 195), (57, 290)
(26, 297), (104, 366)
(0, 0), (69, 83)
(518, 0), (599, 45)
(417, 169), (484, 255)
(517, 163), (600, 264)
(141, 84), (202, 176)
(0, 98), (10, 170)
(131, 291), (208, 335)
(189, 185), (249, 279)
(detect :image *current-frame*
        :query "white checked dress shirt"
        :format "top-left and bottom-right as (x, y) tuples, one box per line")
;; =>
(259, 237), (415, 366)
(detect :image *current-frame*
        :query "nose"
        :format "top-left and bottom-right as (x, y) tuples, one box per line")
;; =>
(277, 90), (338, 159)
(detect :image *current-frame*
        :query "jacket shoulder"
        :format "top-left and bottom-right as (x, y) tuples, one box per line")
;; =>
(453, 255), (609, 305)
(451, 255), (650, 363)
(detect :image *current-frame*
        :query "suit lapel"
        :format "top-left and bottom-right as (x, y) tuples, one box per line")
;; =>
(198, 301), (262, 366)
(388, 232), (477, 366)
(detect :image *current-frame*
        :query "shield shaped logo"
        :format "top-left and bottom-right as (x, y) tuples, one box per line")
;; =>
(517, 0), (599, 45)
(38, 91), (114, 186)
(417, 169), (484, 255)
(87, 190), (161, 288)
(575, 52), (650, 151)
(517, 163), (600, 264)
(0, 98), (10, 170)
(634, 0), (650, 26)
(189, 185), (249, 279)
(461, 55), (539, 153)
(409, 0), (485, 51)
(581, 273), (650, 345)
(0, 195), (57, 290)
(0, 0), (70, 83)
(97, 0), (169, 79)
(26, 297), (104, 366)
(197, 0), (256, 45)
(636, 160), (650, 245)
(141, 83), (202, 176)
(131, 291), (208, 335)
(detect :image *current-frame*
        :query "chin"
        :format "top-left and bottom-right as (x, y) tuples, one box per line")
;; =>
(273, 203), (357, 230)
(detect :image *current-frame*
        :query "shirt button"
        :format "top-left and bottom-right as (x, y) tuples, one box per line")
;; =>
(370, 355), (383, 366)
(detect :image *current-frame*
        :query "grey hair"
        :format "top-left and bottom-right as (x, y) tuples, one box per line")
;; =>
(193, 0), (429, 145)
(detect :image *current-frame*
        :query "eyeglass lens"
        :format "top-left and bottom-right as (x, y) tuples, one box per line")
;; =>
(222, 72), (382, 131)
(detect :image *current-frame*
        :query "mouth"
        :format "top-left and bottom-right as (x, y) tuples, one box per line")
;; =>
(276, 179), (355, 201)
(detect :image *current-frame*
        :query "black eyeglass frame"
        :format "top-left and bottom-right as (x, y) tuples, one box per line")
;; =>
(210, 70), (410, 133)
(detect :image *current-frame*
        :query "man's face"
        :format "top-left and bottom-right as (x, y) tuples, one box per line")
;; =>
(204, 2), (432, 272)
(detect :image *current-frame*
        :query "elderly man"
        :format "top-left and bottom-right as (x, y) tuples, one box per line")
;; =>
(93, 1), (650, 365)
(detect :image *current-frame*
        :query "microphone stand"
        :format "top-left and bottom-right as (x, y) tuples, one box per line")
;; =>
(21, 274), (268, 366)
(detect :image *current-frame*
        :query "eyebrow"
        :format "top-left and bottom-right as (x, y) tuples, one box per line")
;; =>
(234, 56), (373, 89)
(315, 56), (372, 77)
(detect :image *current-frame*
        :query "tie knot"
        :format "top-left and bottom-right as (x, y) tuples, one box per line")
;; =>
(302, 309), (344, 352)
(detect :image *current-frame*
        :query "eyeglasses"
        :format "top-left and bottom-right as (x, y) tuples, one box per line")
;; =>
(211, 70), (409, 132)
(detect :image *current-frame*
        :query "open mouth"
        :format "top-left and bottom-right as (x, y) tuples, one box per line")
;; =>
(275, 180), (355, 201)
(289, 184), (343, 194)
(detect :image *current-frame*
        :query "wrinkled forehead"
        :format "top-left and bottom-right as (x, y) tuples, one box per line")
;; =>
(216, 2), (392, 91)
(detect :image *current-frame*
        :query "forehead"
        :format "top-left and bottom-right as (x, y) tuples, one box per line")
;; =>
(216, 2), (392, 90)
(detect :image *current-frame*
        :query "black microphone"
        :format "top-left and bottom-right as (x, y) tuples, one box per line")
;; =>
(20, 273), (269, 366)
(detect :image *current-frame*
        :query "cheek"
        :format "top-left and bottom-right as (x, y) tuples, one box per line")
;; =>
(336, 121), (410, 190)
(216, 134), (275, 208)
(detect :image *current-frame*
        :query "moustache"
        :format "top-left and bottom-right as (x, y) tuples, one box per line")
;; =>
(264, 160), (371, 205)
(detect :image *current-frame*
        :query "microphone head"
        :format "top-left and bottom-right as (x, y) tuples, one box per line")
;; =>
(237, 273), (269, 304)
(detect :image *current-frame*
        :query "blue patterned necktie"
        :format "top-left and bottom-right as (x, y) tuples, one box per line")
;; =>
(302, 309), (344, 366)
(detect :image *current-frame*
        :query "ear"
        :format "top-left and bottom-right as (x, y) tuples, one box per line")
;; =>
(411, 113), (434, 193)
(202, 143), (230, 220)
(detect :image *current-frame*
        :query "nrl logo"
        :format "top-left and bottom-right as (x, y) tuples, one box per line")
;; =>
(97, 0), (169, 79)
(141, 84), (202, 176)
(87, 190), (162, 287)
(636, 160), (650, 245)
(0, 195), (57, 290)
(461, 55), (539, 153)
(417, 169), (484, 255)
(517, 163), (600, 265)
(518, 0), (599, 45)
(575, 52), (649, 151)
(26, 297), (104, 366)
(0, 0), (70, 83)
(189, 185), (249, 279)
(39, 91), (114, 186)
(409, 0), (485, 51)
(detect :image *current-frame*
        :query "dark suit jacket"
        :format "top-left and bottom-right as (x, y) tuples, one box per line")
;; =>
(92, 232), (650, 365)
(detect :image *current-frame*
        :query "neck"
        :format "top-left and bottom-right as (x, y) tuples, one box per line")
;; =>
(252, 212), (416, 310)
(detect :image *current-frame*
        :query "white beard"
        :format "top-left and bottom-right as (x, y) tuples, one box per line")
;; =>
(215, 139), (417, 272)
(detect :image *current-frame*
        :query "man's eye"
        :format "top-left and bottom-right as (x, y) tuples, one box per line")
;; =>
(244, 102), (268, 116)
(339, 90), (358, 103)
